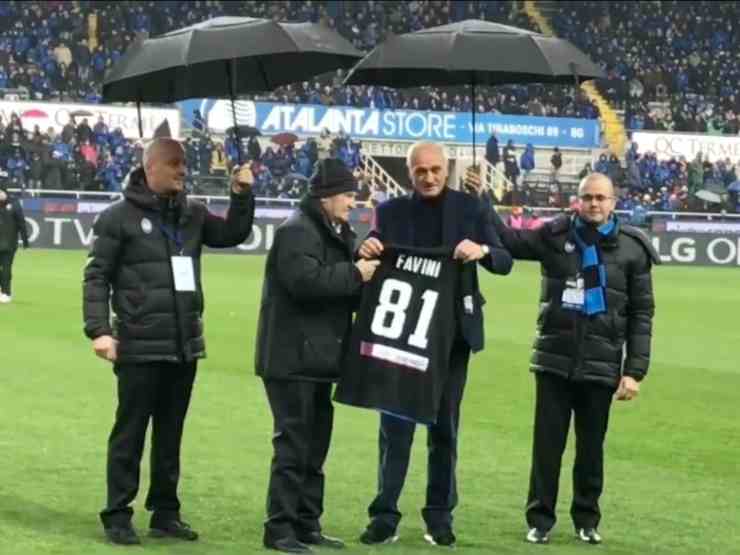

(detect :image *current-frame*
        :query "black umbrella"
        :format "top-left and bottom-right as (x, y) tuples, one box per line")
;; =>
(345, 19), (605, 164)
(103, 17), (362, 161)
(227, 125), (261, 138)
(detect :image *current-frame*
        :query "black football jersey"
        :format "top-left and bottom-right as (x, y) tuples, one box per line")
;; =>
(335, 246), (461, 424)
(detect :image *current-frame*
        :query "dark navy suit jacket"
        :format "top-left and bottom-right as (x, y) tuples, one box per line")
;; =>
(368, 188), (512, 352)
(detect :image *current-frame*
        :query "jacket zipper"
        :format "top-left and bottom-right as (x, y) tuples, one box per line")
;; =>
(163, 200), (185, 363)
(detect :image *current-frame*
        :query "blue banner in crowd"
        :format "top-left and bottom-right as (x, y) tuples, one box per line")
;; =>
(178, 99), (600, 149)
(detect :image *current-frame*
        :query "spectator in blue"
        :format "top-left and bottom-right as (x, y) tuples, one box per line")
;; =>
(629, 195), (649, 226)
(6, 151), (28, 188)
(109, 128), (126, 150)
(99, 158), (123, 192)
(293, 148), (312, 177)
(51, 138), (72, 162)
(485, 133), (500, 167)
(594, 153), (609, 175)
(192, 109), (206, 137)
(93, 116), (110, 145)
(520, 143), (535, 182)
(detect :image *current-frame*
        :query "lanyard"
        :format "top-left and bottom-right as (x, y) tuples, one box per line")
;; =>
(157, 221), (184, 255)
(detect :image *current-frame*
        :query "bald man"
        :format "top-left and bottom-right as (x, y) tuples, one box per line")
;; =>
(83, 138), (255, 545)
(488, 173), (659, 546)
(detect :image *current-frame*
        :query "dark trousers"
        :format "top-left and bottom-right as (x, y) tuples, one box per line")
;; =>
(100, 361), (197, 528)
(263, 379), (334, 541)
(526, 372), (615, 532)
(0, 248), (17, 295)
(368, 342), (470, 532)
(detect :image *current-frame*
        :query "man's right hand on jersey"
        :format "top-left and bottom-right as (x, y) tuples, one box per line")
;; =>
(93, 335), (118, 362)
(355, 259), (381, 282)
(358, 238), (384, 259)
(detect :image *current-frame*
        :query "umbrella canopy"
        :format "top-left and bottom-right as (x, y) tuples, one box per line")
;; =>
(695, 189), (722, 203)
(71, 109), (94, 118)
(227, 125), (261, 137)
(727, 180), (740, 193)
(103, 17), (363, 103)
(344, 19), (605, 88)
(344, 20), (604, 168)
(271, 132), (299, 147)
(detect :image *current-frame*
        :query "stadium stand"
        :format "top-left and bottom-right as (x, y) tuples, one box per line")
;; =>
(0, 1), (738, 212)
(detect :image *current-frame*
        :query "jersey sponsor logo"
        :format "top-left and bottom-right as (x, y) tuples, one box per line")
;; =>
(360, 341), (429, 372)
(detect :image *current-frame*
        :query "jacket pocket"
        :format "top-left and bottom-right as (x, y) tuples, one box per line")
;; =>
(300, 334), (342, 377)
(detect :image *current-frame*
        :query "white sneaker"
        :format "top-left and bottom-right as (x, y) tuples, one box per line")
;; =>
(0, 294), (10, 304)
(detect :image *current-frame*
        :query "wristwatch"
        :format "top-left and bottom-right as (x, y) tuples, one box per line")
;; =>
(481, 244), (490, 256)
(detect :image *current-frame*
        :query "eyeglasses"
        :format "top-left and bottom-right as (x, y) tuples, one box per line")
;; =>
(579, 194), (613, 203)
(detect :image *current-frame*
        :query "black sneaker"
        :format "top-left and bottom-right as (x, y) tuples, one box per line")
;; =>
(576, 528), (602, 545)
(297, 531), (345, 549)
(359, 521), (399, 545)
(104, 523), (141, 545)
(424, 528), (456, 547)
(264, 536), (313, 553)
(526, 527), (550, 544)
(149, 519), (199, 541)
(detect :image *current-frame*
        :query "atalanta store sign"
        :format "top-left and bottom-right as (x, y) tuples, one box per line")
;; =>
(178, 99), (600, 149)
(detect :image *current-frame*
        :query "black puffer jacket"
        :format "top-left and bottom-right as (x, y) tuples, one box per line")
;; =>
(492, 211), (658, 388)
(83, 168), (254, 363)
(255, 196), (363, 382)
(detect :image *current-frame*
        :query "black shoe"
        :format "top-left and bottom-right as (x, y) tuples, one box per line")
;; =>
(297, 531), (345, 549)
(576, 528), (602, 545)
(424, 528), (456, 547)
(264, 536), (313, 553)
(149, 519), (199, 541)
(359, 521), (399, 545)
(526, 527), (550, 544)
(104, 523), (141, 545)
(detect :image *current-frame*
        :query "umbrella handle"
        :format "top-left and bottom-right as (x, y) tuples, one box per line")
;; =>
(471, 73), (476, 168)
(136, 99), (143, 139)
(226, 59), (242, 165)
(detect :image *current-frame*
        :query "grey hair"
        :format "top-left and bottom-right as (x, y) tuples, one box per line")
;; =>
(142, 137), (183, 168)
(405, 141), (448, 169)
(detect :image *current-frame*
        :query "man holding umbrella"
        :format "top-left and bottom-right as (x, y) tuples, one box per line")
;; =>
(83, 138), (255, 545)
(356, 141), (512, 547)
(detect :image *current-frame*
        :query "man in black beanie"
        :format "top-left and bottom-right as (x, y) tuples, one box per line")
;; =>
(256, 158), (380, 553)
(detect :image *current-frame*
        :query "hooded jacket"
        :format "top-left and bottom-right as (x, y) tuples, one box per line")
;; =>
(83, 168), (254, 363)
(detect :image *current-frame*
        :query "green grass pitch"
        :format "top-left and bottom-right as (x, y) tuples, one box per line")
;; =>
(0, 249), (738, 554)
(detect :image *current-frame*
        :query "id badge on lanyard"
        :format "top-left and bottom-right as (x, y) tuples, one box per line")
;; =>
(159, 220), (194, 292)
(561, 276), (584, 311)
(171, 256), (196, 292)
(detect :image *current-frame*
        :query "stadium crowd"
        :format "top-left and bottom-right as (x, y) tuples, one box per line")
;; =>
(0, 110), (366, 197)
(1, 1), (738, 210)
(1, 1), (739, 128)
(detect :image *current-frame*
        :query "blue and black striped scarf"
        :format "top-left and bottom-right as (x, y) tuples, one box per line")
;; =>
(571, 216), (617, 316)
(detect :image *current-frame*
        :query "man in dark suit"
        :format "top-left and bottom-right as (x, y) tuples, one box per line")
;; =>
(356, 141), (513, 547)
